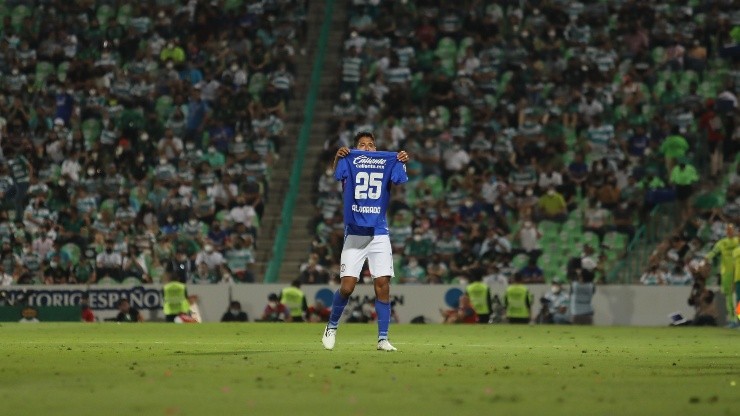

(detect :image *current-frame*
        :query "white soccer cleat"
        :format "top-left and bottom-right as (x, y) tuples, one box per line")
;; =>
(322, 326), (336, 350)
(377, 339), (397, 352)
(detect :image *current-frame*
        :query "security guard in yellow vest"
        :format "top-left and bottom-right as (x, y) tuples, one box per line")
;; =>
(280, 279), (307, 322)
(163, 274), (190, 322)
(466, 276), (492, 324)
(504, 272), (533, 324)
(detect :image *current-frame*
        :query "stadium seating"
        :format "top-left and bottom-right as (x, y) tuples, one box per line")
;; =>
(308, 0), (740, 285)
(0, 0), (307, 285)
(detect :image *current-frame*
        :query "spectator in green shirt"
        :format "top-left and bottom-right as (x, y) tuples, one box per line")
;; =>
(537, 186), (568, 223)
(659, 128), (689, 172)
(670, 159), (700, 219)
(638, 172), (666, 190)
(159, 40), (185, 64)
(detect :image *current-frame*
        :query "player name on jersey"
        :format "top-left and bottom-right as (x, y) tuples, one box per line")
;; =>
(351, 205), (381, 214)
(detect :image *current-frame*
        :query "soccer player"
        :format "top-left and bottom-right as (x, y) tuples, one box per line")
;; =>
(322, 132), (409, 351)
(705, 224), (739, 326)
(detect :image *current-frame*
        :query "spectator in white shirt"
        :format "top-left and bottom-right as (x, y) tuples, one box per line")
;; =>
(442, 141), (471, 179)
(538, 169), (563, 192)
(96, 239), (123, 281)
(229, 195), (257, 230)
(516, 220), (542, 259)
(157, 128), (184, 161)
(60, 152), (82, 182)
(195, 244), (225, 274)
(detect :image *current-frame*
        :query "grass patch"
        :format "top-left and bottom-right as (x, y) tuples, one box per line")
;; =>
(1, 323), (738, 415)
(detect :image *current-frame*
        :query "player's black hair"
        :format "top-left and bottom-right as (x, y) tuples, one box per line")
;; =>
(354, 131), (375, 146)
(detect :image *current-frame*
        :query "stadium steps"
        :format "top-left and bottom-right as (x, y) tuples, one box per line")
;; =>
(252, 0), (333, 278)
(275, 0), (348, 282)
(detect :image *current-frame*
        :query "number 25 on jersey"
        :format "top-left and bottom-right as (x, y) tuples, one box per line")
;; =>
(354, 172), (383, 200)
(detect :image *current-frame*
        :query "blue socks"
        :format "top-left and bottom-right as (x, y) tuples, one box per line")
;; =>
(328, 289), (349, 328)
(376, 300), (390, 340)
(328, 290), (392, 341)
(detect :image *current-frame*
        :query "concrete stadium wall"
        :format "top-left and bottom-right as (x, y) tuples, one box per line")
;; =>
(1, 283), (718, 326)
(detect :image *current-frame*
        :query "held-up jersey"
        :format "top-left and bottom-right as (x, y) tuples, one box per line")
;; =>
(335, 150), (408, 236)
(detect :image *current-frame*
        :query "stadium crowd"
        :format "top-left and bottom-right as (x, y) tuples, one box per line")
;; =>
(0, 0), (308, 285)
(309, 0), (740, 287)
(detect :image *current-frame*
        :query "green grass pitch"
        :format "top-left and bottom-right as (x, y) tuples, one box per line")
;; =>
(1, 323), (738, 416)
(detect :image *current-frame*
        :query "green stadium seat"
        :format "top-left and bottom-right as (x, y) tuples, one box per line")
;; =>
(439, 58), (456, 77)
(568, 229), (585, 246)
(224, 0), (245, 11)
(435, 105), (450, 127)
(149, 266), (165, 283)
(122, 276), (142, 285)
(459, 106), (472, 128)
(613, 104), (629, 121)
(604, 232), (627, 250)
(512, 253), (529, 271)
(81, 118), (102, 146)
(97, 276), (119, 285)
(679, 70), (698, 89)
(641, 103), (655, 119)
(57, 61), (70, 82)
(215, 210), (230, 223)
(457, 36), (474, 60)
(568, 208), (584, 222)
(697, 81), (716, 98)
(99, 199), (116, 216)
(652, 80), (665, 97)
(562, 219), (580, 232)
(117, 4), (133, 26)
(248, 72), (267, 99)
(656, 70), (671, 84)
(539, 220), (560, 236)
(583, 231), (599, 248)
(34, 61), (55, 87)
(537, 253), (553, 269)
(498, 71), (513, 91)
(97, 4), (115, 28)
(423, 174), (444, 198)
(10, 4), (30, 31)
(484, 93), (496, 107)
(155, 95), (174, 120)
(365, 61), (378, 80)
(651, 47), (665, 64)
(60, 243), (81, 267)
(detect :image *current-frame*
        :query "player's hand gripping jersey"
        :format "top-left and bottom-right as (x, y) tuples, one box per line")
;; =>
(335, 150), (408, 236)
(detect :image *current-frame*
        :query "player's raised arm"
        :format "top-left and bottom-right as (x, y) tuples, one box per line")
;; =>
(397, 150), (409, 163)
(333, 146), (350, 171)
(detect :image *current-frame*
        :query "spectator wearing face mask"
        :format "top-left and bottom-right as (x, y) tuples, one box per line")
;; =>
(442, 140), (471, 181)
(195, 244), (224, 277)
(515, 220), (542, 261)
(542, 280), (570, 324)
(537, 186), (568, 223)
(401, 256), (426, 284)
(166, 248), (195, 283)
(43, 255), (69, 285)
(583, 198), (610, 243)
(96, 239), (123, 281)
(221, 300), (249, 322)
(260, 293), (292, 322)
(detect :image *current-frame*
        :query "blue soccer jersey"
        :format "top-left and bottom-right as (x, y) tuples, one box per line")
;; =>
(335, 150), (408, 236)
